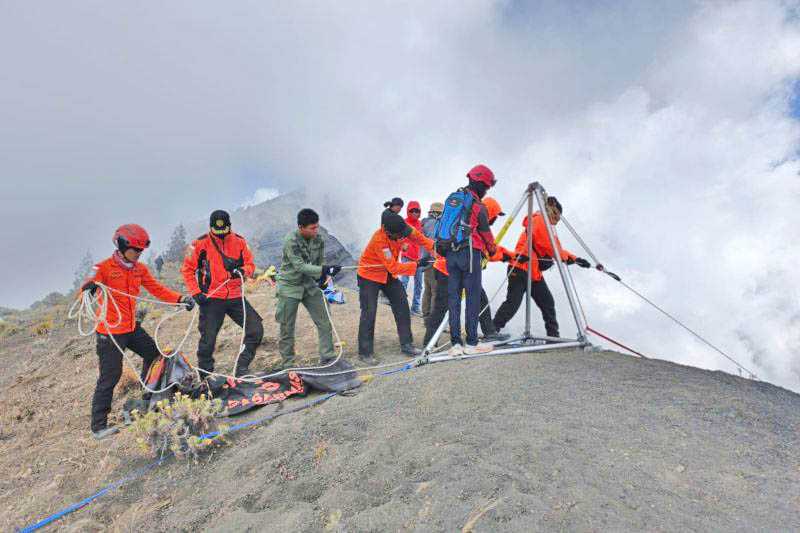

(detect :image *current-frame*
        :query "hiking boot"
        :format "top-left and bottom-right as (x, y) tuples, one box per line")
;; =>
(92, 426), (119, 440)
(482, 332), (510, 342)
(359, 354), (378, 365)
(400, 344), (421, 357)
(463, 343), (494, 355)
(447, 344), (464, 357)
(234, 364), (251, 378)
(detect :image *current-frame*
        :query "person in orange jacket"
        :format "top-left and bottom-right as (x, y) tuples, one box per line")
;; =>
(181, 210), (263, 377)
(80, 224), (194, 439)
(423, 197), (513, 346)
(492, 196), (591, 338)
(357, 210), (434, 364)
(400, 200), (425, 315)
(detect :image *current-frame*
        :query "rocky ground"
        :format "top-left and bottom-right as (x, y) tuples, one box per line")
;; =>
(2, 264), (799, 531)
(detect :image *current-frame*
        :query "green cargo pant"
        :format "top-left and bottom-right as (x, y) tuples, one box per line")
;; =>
(276, 290), (335, 364)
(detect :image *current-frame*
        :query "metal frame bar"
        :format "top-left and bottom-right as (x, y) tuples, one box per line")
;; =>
(421, 181), (591, 361)
(531, 183), (588, 341)
(428, 341), (585, 364)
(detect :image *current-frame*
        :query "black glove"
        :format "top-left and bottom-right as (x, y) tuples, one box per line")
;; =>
(81, 281), (99, 296)
(180, 295), (195, 311)
(192, 293), (209, 306)
(516, 255), (529, 264)
(574, 257), (591, 268)
(230, 267), (245, 279)
(321, 265), (342, 278)
(417, 258), (433, 269)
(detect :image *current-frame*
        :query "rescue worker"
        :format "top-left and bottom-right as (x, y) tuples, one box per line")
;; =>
(492, 197), (591, 338)
(423, 197), (512, 346)
(181, 210), (263, 378)
(420, 202), (443, 318)
(444, 165), (497, 356)
(400, 200), (424, 315)
(383, 197), (404, 214)
(81, 224), (194, 439)
(154, 255), (164, 278)
(357, 210), (434, 364)
(275, 208), (341, 368)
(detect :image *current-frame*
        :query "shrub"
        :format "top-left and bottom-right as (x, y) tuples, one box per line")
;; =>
(30, 317), (53, 336)
(127, 393), (228, 461)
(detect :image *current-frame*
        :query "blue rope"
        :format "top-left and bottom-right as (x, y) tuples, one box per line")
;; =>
(18, 364), (414, 531)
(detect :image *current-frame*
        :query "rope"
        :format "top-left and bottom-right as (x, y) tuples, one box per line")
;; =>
(18, 363), (418, 532)
(559, 216), (758, 379)
(586, 326), (649, 359)
(612, 278), (757, 378)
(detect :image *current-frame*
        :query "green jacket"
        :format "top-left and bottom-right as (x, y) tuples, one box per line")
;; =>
(276, 230), (324, 299)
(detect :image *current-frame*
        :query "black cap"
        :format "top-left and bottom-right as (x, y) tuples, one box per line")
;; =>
(210, 210), (231, 234)
(381, 210), (412, 238)
(383, 197), (404, 209)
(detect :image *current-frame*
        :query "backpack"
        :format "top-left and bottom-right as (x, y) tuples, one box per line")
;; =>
(433, 188), (474, 254)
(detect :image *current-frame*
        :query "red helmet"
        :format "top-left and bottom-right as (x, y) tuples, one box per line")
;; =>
(466, 164), (496, 187)
(113, 224), (151, 252)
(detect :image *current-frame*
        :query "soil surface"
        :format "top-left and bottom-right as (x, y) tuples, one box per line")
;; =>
(3, 266), (800, 531)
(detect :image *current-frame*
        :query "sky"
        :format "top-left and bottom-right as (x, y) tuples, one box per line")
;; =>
(1, 1), (799, 389)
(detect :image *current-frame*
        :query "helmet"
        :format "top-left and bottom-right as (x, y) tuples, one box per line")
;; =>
(483, 197), (505, 222)
(466, 164), (496, 187)
(429, 202), (444, 214)
(114, 224), (151, 252)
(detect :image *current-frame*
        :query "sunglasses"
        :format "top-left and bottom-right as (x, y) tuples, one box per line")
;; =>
(129, 247), (144, 253)
(409, 209), (421, 214)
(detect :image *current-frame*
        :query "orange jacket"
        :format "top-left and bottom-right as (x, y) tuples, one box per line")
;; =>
(433, 245), (513, 276)
(181, 233), (255, 300)
(89, 254), (181, 335)
(358, 227), (434, 284)
(509, 212), (576, 281)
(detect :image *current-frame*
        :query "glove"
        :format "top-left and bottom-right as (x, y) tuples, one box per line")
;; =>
(321, 265), (342, 278)
(230, 267), (245, 279)
(81, 281), (99, 296)
(574, 257), (591, 268)
(180, 295), (195, 311)
(417, 258), (433, 269)
(192, 293), (208, 306)
(515, 255), (529, 264)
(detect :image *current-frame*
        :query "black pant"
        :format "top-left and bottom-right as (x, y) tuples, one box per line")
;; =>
(424, 270), (497, 345)
(197, 297), (264, 373)
(91, 325), (158, 431)
(493, 267), (559, 337)
(358, 274), (412, 356)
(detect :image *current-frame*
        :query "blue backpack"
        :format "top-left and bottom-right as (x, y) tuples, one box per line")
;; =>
(434, 188), (474, 254)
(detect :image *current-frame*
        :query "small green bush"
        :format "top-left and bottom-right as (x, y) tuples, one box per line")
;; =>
(127, 393), (228, 461)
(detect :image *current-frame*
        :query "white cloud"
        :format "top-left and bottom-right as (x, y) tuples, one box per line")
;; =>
(1, 1), (799, 389)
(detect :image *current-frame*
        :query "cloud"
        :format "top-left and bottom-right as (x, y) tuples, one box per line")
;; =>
(1, 1), (798, 389)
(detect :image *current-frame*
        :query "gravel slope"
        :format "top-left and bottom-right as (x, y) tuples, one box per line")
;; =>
(70, 347), (800, 532)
